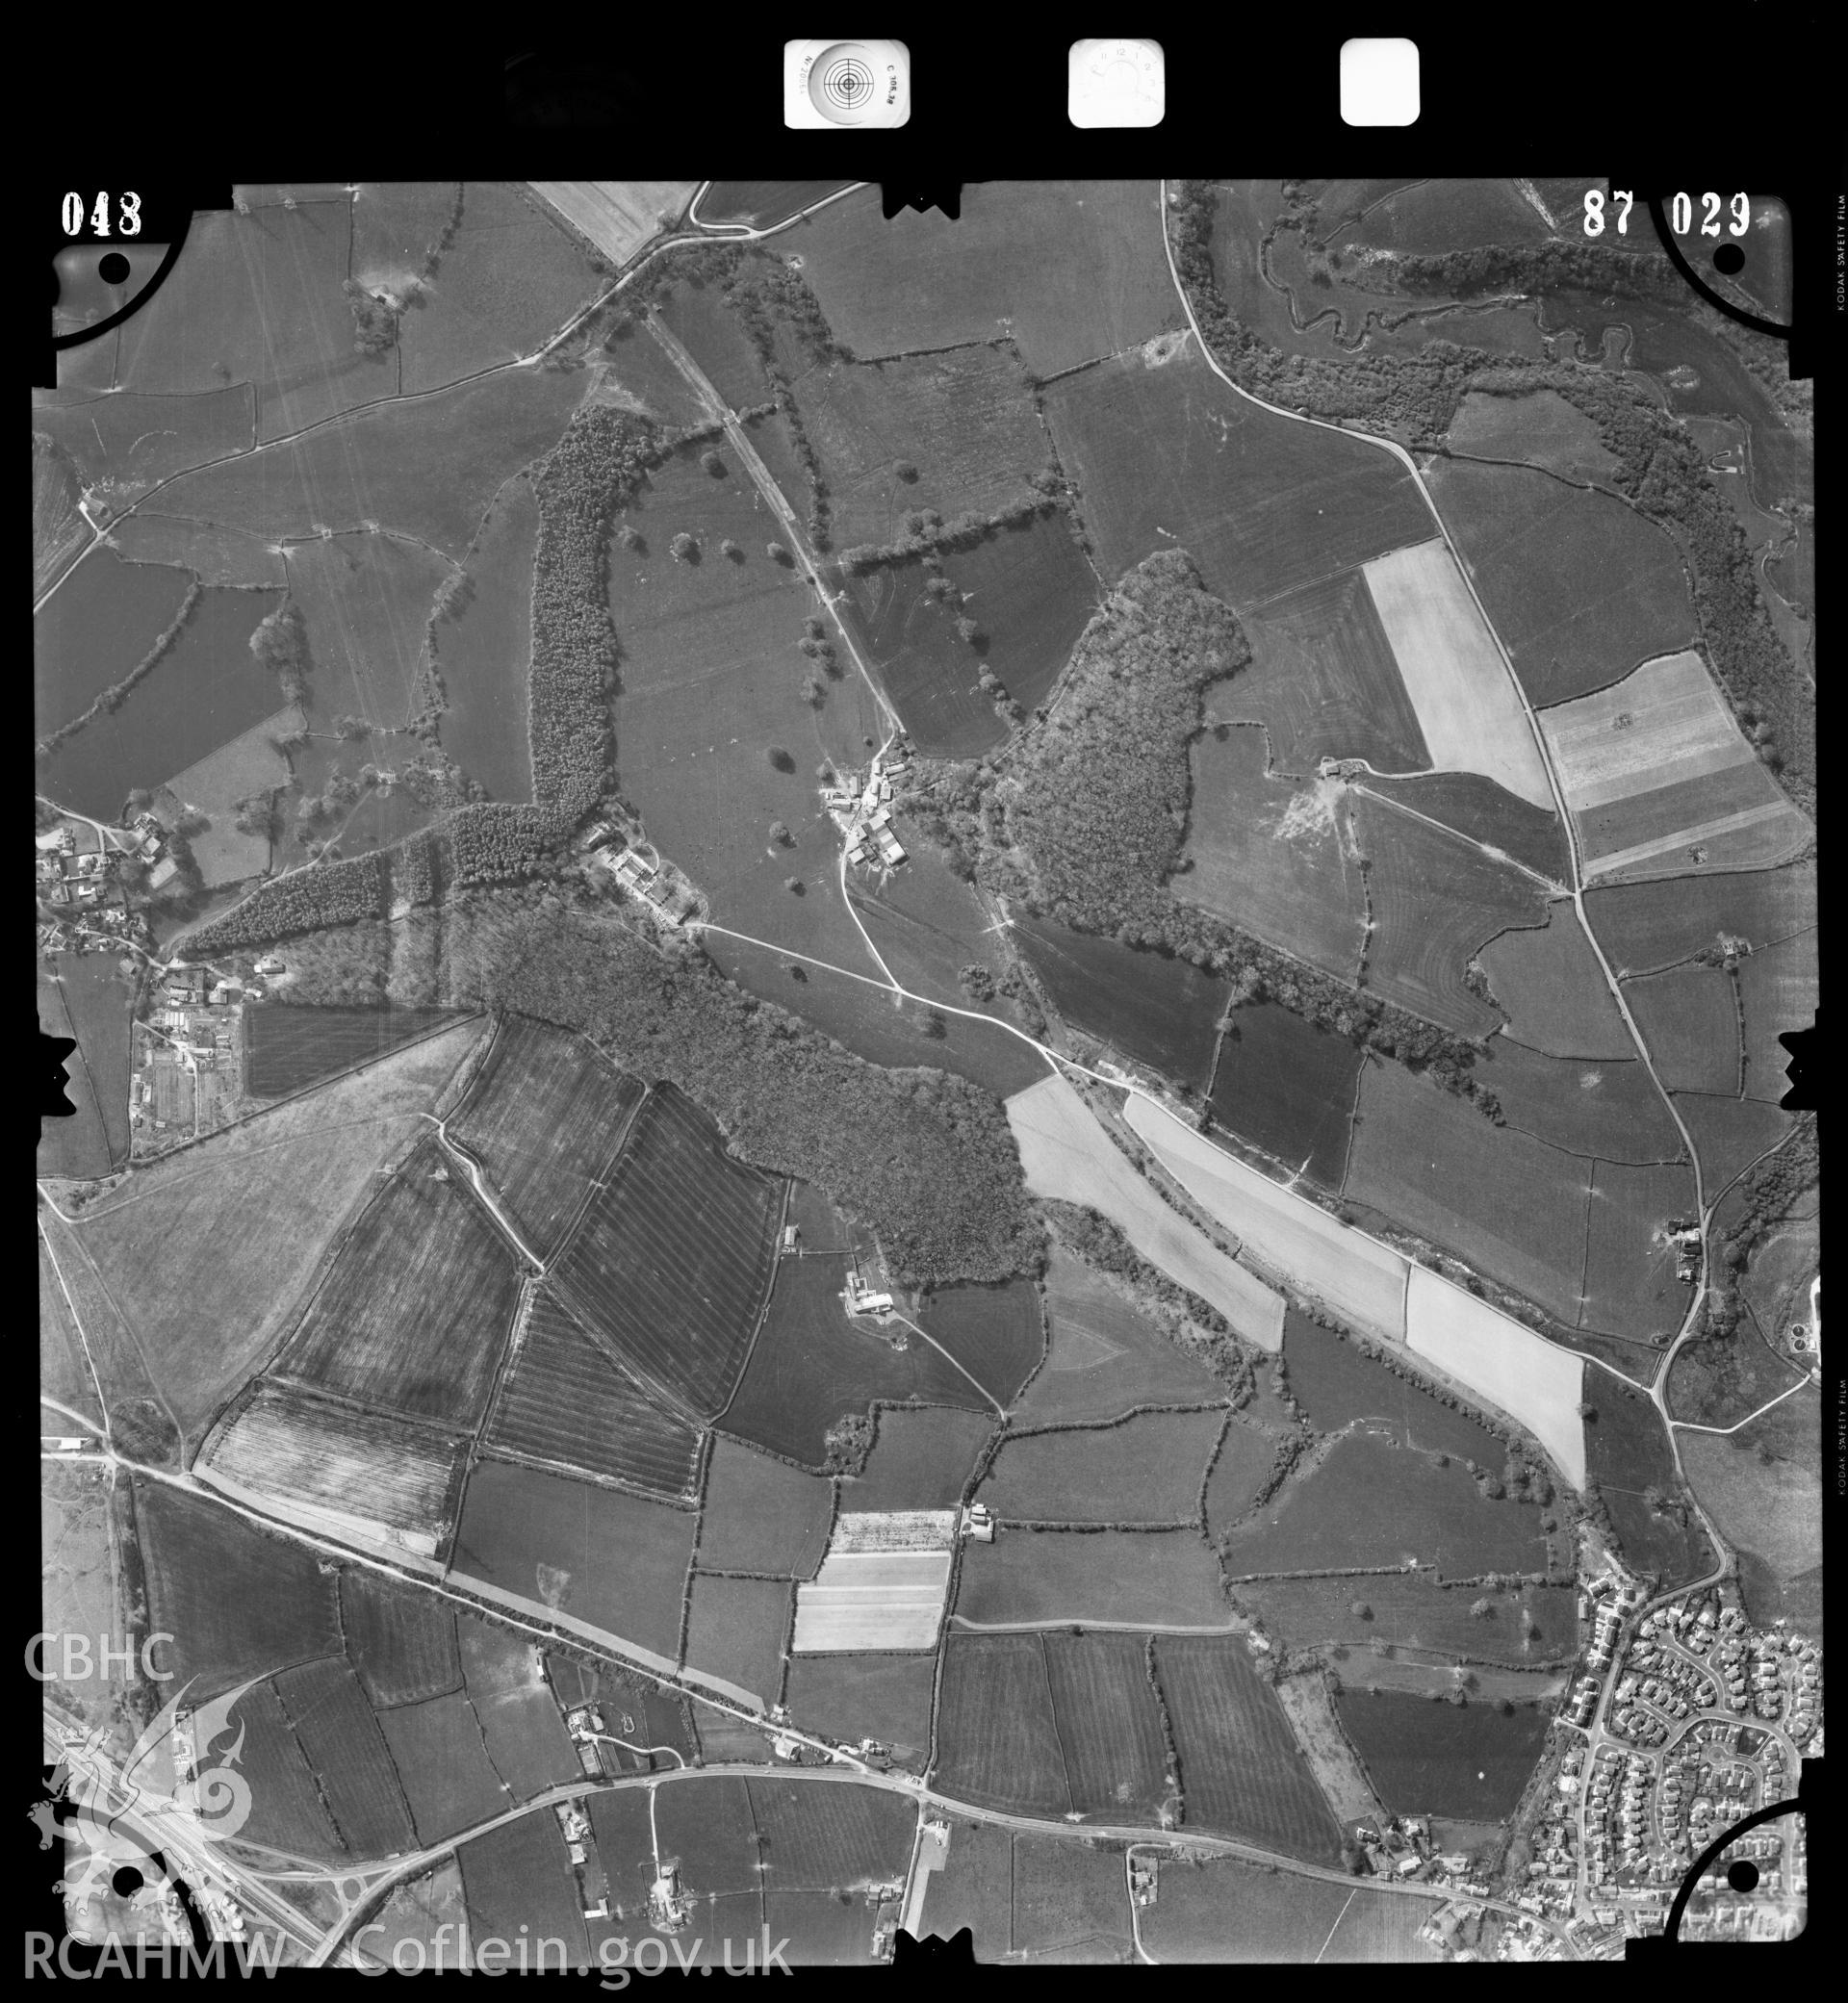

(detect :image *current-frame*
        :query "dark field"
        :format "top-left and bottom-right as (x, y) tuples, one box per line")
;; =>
(449, 1459), (696, 1660)
(797, 181), (1175, 379)
(1282, 1316), (1503, 1464)
(1353, 792), (1550, 1038)
(284, 528), (449, 746)
(1583, 1365), (1717, 1589)
(1220, 1431), (1551, 1579)
(1335, 1689), (1549, 1819)
(747, 1778), (916, 1888)
(1212, 1004), (1361, 1187)
(763, 1892), (888, 1965)
(699, 181), (855, 228)
(1479, 906), (1637, 1059)
(272, 1656), (416, 1858)
(954, 1528), (1232, 1630)
(456, 1614), (584, 1800)
(1366, 770), (1572, 882)
(1233, 1574), (1578, 1664)
(1010, 1837), (1133, 1959)
(1476, 1039), (1682, 1162)
(684, 1572), (791, 1702)
(1041, 1630), (1173, 1821)
(35, 548), (191, 735)
(1738, 932), (1816, 1104)
(38, 962), (133, 1180)
(1579, 1161), (1696, 1340)
(654, 280), (773, 413)
(1232, 567), (1427, 774)
(457, 1810), (589, 1967)
(486, 1293), (704, 1502)
(697, 1435), (834, 1577)
(551, 1083), (783, 1419)
(232, 1681), (344, 1858)
(844, 1405), (997, 1512)
(1016, 1247), (1223, 1425)
(1140, 1855), (1373, 1962)
(1201, 1420), (1280, 1531)
(1676, 1093), (1793, 1189)
(654, 1775), (760, 1894)
(1182, 727), (1368, 980)
(932, 1631), (1069, 1816)
(136, 1479), (342, 1699)
(721, 1254), (989, 1468)
(340, 1569), (462, 1709)
(1153, 1634), (1343, 1861)
(1428, 458), (1696, 705)
(1043, 345), (1431, 611)
(1588, 862), (1815, 975)
(38, 586), (286, 819)
(834, 554), (1005, 758)
(246, 1005), (466, 1098)
(915, 1818), (1012, 1958)
(1446, 387), (1622, 483)
(277, 1136), (523, 1427)
(916, 1281), (1043, 1405)
(1621, 965), (1742, 1095)
(450, 1016), (648, 1261)
(1013, 914), (1225, 1090)
(782, 1652), (937, 1759)
(432, 475), (537, 802)
(979, 1410), (1223, 1525)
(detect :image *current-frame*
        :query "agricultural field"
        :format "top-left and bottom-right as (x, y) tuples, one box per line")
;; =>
(764, 1892), (893, 1965)
(747, 1778), (915, 1891)
(1579, 1161), (1696, 1340)
(1211, 1003), (1362, 1188)
(340, 1569), (462, 1708)
(1582, 1366), (1716, 1589)
(1009, 1838), (1133, 1960)
(1041, 1629), (1174, 1821)
(782, 1652), (937, 1759)
(1366, 769), (1571, 880)
(1220, 1432), (1551, 1579)
(1127, 1094), (1404, 1343)
(1141, 1855), (1433, 1963)
(698, 181), (856, 228)
(283, 527), (450, 734)
(32, 432), (89, 599)
(1181, 729), (1369, 980)
(1042, 344), (1430, 609)
(1476, 1037), (1682, 1161)
(1152, 1635), (1344, 1861)
(1334, 1689), (1550, 1819)
(525, 177), (691, 269)
(230, 1681), (345, 1859)
(151, 707), (293, 886)
(1231, 1573), (1578, 1665)
(276, 1136), (522, 1427)
(1676, 1093), (1793, 1189)
(953, 1528), (1232, 1630)
(654, 1774), (764, 1895)
(1738, 932), (1816, 1103)
(842, 1406), (997, 1512)
(550, 1083), (782, 1418)
(914, 1818), (1013, 1958)
(1283, 1317), (1506, 1464)
(1346, 1062), (1590, 1329)
(797, 181), (1176, 378)
(1201, 1420), (1283, 1530)
(1015, 1247), (1222, 1424)
(1012, 916), (1224, 1091)
(1427, 458), (1697, 705)
(1351, 791), (1551, 1038)
(1683, 1388), (1821, 1636)
(914, 1282), (1043, 1406)
(449, 1459), (697, 1663)
(200, 1381), (468, 1556)
(35, 550), (193, 736)
(1344, 176), (1551, 255)
(135, 1478), (343, 1699)
(449, 1016), (647, 1261)
(456, 1810), (589, 1967)
(38, 1215), (179, 1465)
(653, 277), (774, 412)
(355, 1862), (471, 1969)
(719, 1253), (988, 1468)
(38, 1238), (103, 1427)
(791, 1550), (954, 1652)
(1539, 650), (1809, 882)
(932, 1632), (1069, 1816)
(272, 1656), (417, 1859)
(1585, 861), (1815, 976)
(432, 475), (537, 802)
(978, 1410), (1223, 1526)
(1629, 967), (1748, 1107)
(245, 1005), (467, 1098)
(38, 960), (133, 1180)
(1445, 387), (1622, 483)
(833, 552), (1005, 758)
(1006, 1074), (1288, 1348)
(697, 1436), (834, 1577)
(1477, 907), (1636, 1058)
(455, 1615), (585, 1799)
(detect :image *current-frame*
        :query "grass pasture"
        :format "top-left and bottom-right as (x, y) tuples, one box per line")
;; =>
(456, 1810), (588, 1967)
(1013, 915), (1224, 1090)
(376, 1693), (514, 1843)
(1583, 1365), (1716, 1587)
(39, 1216), (175, 1464)
(276, 1136), (522, 1428)
(449, 1459), (695, 1661)
(916, 1281), (1043, 1405)
(834, 553), (1003, 758)
(451, 1015), (646, 1260)
(1346, 1063), (1591, 1330)
(1428, 458), (1696, 706)
(38, 1239), (102, 1426)
(1153, 1634), (1343, 1861)
(1141, 1855), (1411, 1962)
(1681, 1388), (1820, 1630)
(846, 1405), (997, 1512)
(38, 961), (132, 1181)
(1282, 1317), (1512, 1465)
(684, 1573), (790, 1705)
(929, 508), (1099, 722)
(1009, 1837), (1133, 1959)
(246, 1005), (465, 1098)
(1347, 177), (1549, 255)
(1334, 1689), (1548, 1820)
(654, 279), (772, 412)
(979, 1411), (1222, 1526)
(1367, 770), (1570, 881)
(283, 528), (449, 739)
(36, 382), (256, 506)
(1622, 964), (1740, 1093)
(458, 1611), (610, 1799)
(431, 475), (538, 803)
(1479, 906), (1635, 1057)
(1587, 861), (1815, 976)
(340, 1569), (462, 1708)
(914, 1819), (1012, 1958)
(798, 181), (1175, 378)
(748, 1777), (916, 1888)
(549, 1083), (782, 1420)
(272, 1655), (416, 1858)
(152, 707), (292, 887)
(1476, 1038), (1682, 1162)
(762, 1892), (888, 1965)
(652, 1775), (761, 1895)
(1018, 1247), (1222, 1424)
(484, 1294), (704, 1502)
(1040, 1630), (1172, 1821)
(953, 1528), (1231, 1629)
(1202, 1420), (1282, 1530)
(1352, 790), (1551, 1037)
(32, 433), (88, 599)
(1211, 1003), (1361, 1188)
(932, 1632), (1070, 1817)
(1675, 1093), (1792, 1188)
(1446, 387), (1621, 483)
(783, 1651), (936, 1759)
(231, 1681), (344, 1859)
(1579, 1161), (1696, 1341)
(1181, 728), (1368, 981)
(698, 181), (854, 229)
(697, 1435), (834, 1578)
(1234, 1573), (1578, 1664)
(1738, 932), (1816, 1103)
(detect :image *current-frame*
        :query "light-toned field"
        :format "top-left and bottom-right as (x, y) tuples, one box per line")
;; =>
(1124, 1095), (1406, 1342)
(1005, 1076), (1287, 1349)
(158, 706), (295, 886)
(790, 1552), (953, 1653)
(526, 182), (696, 267)
(1403, 1265), (1585, 1489)
(1271, 1672), (1385, 1826)
(1543, 651), (1758, 809)
(833, 1511), (959, 1553)
(1362, 540), (1553, 809)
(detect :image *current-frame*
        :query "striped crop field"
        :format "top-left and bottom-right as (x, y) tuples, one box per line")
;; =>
(790, 1552), (954, 1653)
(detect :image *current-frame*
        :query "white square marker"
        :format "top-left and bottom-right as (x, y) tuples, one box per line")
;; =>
(1068, 39), (1165, 128)
(784, 40), (911, 128)
(1340, 38), (1420, 126)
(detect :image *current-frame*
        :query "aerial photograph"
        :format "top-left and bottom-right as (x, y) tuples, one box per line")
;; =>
(37, 174), (1817, 1967)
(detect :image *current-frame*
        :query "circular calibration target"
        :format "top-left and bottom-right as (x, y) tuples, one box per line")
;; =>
(808, 43), (881, 123)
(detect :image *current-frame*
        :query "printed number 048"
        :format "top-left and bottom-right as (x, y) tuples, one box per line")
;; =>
(1581, 190), (1634, 236)
(61, 192), (142, 237)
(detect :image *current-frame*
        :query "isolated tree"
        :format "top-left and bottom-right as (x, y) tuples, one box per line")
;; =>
(700, 449), (726, 476)
(720, 538), (743, 561)
(766, 540), (792, 565)
(1471, 1598), (1493, 1619)
(802, 676), (825, 706)
(1578, 1401), (1597, 1421)
(954, 615), (980, 644)
(784, 876), (803, 894)
(765, 746), (795, 772)
(670, 531), (698, 562)
(1351, 1601), (1372, 1622)
(894, 459), (918, 483)
(815, 763), (835, 784)
(617, 523), (644, 552)
(332, 714), (369, 741)
(768, 820), (791, 846)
